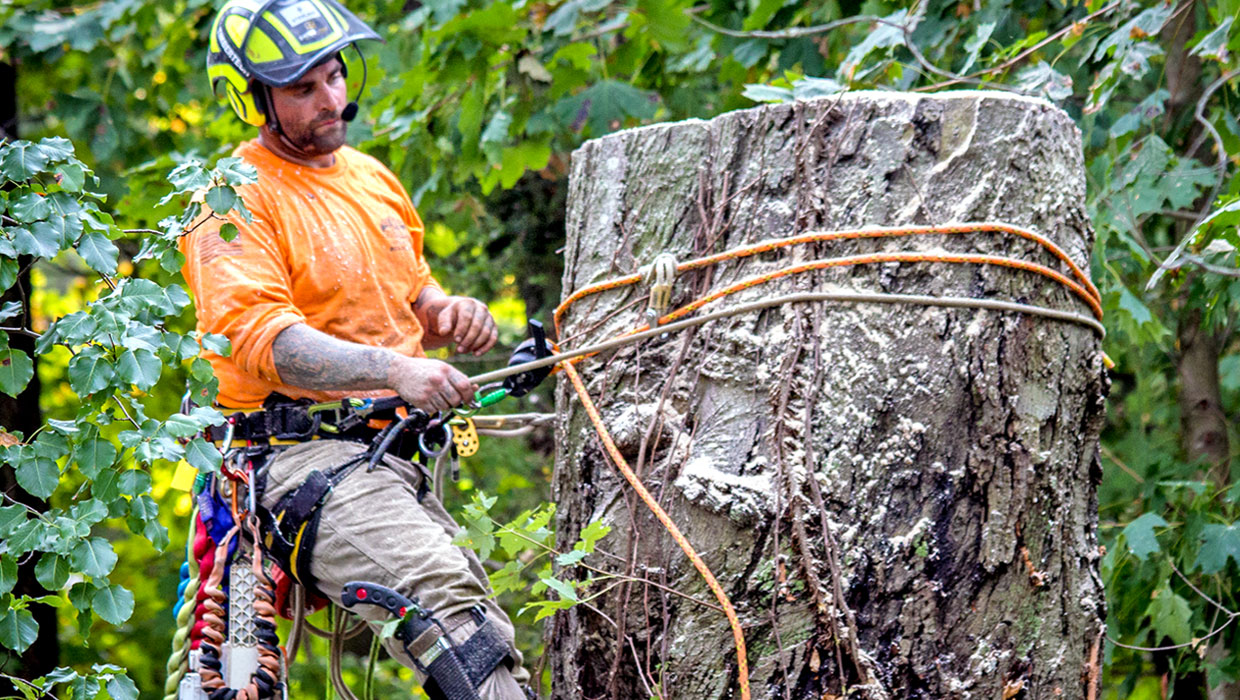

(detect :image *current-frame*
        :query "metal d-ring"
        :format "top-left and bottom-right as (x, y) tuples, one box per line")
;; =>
(419, 422), (452, 459)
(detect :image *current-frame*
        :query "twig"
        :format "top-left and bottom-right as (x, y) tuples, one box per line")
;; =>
(0, 325), (41, 339)
(1108, 612), (1236, 652)
(689, 13), (883, 40)
(919, 0), (1124, 92)
(1168, 558), (1235, 617)
(1147, 69), (1240, 289)
(1100, 445), (1144, 483)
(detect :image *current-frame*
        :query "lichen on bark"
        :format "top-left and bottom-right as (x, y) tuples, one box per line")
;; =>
(551, 92), (1108, 699)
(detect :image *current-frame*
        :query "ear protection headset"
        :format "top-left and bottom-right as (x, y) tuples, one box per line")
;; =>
(207, 0), (380, 129)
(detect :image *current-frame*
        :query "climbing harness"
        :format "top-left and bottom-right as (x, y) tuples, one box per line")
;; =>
(166, 323), (554, 700)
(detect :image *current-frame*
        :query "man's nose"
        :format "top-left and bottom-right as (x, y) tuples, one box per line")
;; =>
(313, 82), (346, 114)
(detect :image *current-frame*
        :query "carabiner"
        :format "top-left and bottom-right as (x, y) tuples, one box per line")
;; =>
(418, 422), (452, 459)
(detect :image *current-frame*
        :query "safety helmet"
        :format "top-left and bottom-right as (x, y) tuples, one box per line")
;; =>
(207, 0), (381, 127)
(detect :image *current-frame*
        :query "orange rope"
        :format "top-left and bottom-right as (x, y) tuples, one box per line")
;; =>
(554, 222), (1099, 335)
(562, 361), (751, 700)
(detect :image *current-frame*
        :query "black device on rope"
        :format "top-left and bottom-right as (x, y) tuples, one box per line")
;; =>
(501, 320), (552, 398)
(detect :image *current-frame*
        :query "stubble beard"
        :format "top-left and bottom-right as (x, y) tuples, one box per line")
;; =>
(288, 118), (347, 155)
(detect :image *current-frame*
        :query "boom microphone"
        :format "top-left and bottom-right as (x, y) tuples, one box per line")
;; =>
(342, 102), (358, 122)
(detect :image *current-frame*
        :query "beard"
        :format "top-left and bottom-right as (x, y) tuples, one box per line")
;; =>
(284, 115), (347, 155)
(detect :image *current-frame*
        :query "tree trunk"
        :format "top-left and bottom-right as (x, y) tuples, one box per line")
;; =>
(550, 92), (1108, 699)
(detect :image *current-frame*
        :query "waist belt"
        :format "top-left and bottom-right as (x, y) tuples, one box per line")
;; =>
(207, 395), (410, 447)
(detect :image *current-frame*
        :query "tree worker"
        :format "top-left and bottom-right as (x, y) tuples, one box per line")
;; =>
(181, 1), (532, 698)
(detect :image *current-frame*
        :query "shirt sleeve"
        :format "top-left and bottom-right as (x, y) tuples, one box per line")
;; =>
(180, 192), (306, 384)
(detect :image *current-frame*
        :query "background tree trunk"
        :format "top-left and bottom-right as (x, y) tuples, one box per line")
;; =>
(550, 92), (1108, 699)
(0, 59), (59, 691)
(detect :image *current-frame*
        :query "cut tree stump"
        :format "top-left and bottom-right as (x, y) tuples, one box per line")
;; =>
(550, 91), (1108, 700)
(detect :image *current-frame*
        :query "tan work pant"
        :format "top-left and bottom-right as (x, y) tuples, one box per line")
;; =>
(260, 440), (530, 699)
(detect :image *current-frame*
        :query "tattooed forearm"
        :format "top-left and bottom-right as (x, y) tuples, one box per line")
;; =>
(272, 323), (396, 391)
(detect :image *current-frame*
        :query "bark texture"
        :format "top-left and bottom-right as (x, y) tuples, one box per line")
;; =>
(550, 92), (1108, 699)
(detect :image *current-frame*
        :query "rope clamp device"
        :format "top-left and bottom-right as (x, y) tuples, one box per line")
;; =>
(641, 252), (678, 324)
(501, 320), (552, 397)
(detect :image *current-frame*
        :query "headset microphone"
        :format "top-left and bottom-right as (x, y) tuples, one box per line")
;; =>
(341, 102), (358, 122)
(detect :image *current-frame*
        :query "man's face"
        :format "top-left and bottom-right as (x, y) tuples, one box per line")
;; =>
(268, 58), (348, 155)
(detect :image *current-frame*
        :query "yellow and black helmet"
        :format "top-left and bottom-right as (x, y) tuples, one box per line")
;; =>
(207, 0), (381, 127)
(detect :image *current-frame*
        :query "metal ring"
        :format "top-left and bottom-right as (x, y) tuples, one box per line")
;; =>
(418, 423), (452, 459)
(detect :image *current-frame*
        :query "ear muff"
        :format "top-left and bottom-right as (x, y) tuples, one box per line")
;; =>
(223, 81), (267, 128)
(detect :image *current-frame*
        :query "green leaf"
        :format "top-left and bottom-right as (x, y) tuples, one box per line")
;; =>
(213, 157), (258, 186)
(68, 345), (115, 396)
(34, 553), (70, 590)
(75, 438), (118, 480)
(540, 576), (579, 602)
(115, 349), (161, 390)
(163, 414), (201, 438)
(0, 259), (16, 294)
(1195, 522), (1240, 574)
(37, 137), (74, 162)
(9, 192), (51, 222)
(76, 231), (119, 275)
(0, 607), (38, 653)
(218, 222), (239, 242)
(0, 556), (17, 597)
(71, 537), (117, 578)
(840, 8), (912, 80)
(165, 160), (211, 194)
(11, 226), (60, 259)
(200, 333), (231, 356)
(577, 519), (611, 553)
(54, 161), (86, 192)
(0, 506), (25, 538)
(553, 80), (659, 135)
(105, 673), (138, 700)
(1122, 512), (1167, 560)
(0, 347), (35, 397)
(1189, 16), (1233, 61)
(15, 456), (59, 500)
(184, 438), (222, 473)
(92, 467), (122, 502)
(742, 83), (794, 104)
(117, 469), (150, 497)
(204, 185), (237, 215)
(2, 141), (50, 180)
(555, 550), (587, 566)
(90, 583), (134, 625)
(543, 0), (610, 36)
(1147, 586), (1192, 645)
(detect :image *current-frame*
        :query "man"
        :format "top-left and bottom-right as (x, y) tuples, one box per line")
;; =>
(182, 1), (531, 698)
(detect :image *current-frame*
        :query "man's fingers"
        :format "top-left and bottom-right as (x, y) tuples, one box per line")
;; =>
(436, 305), (456, 339)
(453, 305), (482, 349)
(471, 319), (498, 356)
(447, 369), (476, 404)
(457, 306), (491, 352)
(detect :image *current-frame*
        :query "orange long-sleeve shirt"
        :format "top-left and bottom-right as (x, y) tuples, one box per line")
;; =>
(180, 140), (441, 408)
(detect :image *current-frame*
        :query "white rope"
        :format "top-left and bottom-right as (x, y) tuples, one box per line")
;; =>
(469, 291), (1105, 386)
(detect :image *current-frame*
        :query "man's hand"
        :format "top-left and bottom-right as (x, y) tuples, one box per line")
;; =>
(418, 292), (498, 356)
(387, 355), (477, 413)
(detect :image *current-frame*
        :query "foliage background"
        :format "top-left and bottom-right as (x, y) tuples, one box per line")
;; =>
(1, 0), (1238, 698)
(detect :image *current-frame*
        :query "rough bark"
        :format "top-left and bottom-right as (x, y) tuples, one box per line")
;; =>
(550, 92), (1107, 700)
